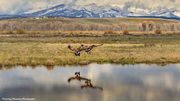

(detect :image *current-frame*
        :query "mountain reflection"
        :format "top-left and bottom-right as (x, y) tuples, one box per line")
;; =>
(0, 64), (180, 101)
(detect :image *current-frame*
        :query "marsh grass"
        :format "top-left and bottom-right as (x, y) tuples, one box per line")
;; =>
(0, 33), (180, 44)
(0, 42), (179, 66)
(0, 26), (179, 66)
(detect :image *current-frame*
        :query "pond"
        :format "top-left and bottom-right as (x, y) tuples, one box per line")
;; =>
(0, 64), (180, 101)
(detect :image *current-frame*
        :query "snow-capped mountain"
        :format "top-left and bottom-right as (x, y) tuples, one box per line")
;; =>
(2, 3), (180, 19)
(23, 3), (124, 18)
(149, 7), (178, 18)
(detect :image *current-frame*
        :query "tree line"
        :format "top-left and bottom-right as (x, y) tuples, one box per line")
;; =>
(0, 20), (180, 31)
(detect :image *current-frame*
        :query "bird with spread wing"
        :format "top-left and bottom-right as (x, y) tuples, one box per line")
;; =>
(68, 44), (103, 56)
(67, 72), (90, 83)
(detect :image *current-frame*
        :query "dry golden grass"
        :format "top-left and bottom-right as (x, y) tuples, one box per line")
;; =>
(0, 30), (179, 37)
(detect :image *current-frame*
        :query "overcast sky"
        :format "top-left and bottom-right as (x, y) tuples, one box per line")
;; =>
(0, 0), (179, 14)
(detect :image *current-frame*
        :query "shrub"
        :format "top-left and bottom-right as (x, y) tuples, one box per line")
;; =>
(122, 30), (129, 35)
(142, 22), (146, 31)
(7, 31), (14, 34)
(104, 30), (115, 35)
(148, 24), (154, 31)
(155, 29), (162, 34)
(170, 24), (175, 31)
(103, 30), (117, 36)
(16, 29), (26, 34)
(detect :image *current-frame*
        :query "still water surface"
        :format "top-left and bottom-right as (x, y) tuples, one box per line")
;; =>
(0, 64), (180, 101)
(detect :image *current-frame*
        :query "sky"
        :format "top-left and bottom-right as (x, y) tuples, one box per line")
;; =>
(0, 0), (179, 14)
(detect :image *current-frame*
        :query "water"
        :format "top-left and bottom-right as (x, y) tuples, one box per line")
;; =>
(0, 64), (180, 101)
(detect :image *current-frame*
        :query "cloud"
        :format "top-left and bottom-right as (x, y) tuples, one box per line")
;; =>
(0, 0), (49, 14)
(0, 0), (179, 14)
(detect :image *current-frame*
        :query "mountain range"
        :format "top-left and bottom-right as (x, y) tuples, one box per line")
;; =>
(1, 3), (180, 19)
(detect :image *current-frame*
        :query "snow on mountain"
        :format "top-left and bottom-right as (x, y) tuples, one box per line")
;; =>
(24, 3), (125, 18)
(173, 11), (180, 18)
(2, 3), (180, 19)
(149, 7), (178, 18)
(128, 7), (150, 16)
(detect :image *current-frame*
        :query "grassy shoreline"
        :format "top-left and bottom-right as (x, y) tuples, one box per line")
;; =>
(0, 34), (180, 66)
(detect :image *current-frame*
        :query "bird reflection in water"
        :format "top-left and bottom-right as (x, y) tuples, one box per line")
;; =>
(68, 72), (90, 83)
(68, 72), (103, 91)
(81, 80), (103, 91)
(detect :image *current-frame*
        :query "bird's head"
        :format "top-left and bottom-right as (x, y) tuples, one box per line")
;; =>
(68, 45), (71, 49)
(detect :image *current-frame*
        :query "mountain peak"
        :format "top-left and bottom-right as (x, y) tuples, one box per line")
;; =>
(3, 3), (180, 19)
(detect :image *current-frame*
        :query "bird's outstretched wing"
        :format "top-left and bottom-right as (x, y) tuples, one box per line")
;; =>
(81, 85), (87, 89)
(67, 77), (75, 83)
(68, 45), (77, 52)
(68, 45), (85, 52)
